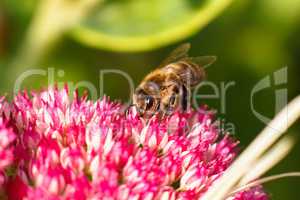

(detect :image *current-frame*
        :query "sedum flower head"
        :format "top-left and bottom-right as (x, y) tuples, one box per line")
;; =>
(0, 98), (15, 187)
(0, 87), (268, 199)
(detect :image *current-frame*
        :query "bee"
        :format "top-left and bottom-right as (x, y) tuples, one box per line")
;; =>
(131, 43), (216, 118)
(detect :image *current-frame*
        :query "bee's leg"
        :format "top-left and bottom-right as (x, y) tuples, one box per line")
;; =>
(166, 94), (176, 114)
(181, 85), (189, 111)
(161, 111), (167, 120)
(155, 101), (160, 112)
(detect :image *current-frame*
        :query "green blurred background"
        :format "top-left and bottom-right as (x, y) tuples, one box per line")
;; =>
(0, 0), (300, 198)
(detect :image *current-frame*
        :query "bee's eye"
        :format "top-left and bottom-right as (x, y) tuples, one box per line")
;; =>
(145, 96), (154, 110)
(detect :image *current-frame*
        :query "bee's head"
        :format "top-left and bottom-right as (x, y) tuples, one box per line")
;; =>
(133, 82), (160, 116)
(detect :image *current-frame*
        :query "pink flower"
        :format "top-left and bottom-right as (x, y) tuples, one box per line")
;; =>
(0, 87), (268, 199)
(0, 99), (15, 187)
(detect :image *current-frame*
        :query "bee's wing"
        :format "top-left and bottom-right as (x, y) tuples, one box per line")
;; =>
(158, 43), (191, 68)
(184, 56), (217, 68)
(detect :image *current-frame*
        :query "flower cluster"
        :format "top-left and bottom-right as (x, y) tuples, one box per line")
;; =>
(0, 98), (15, 188)
(0, 87), (268, 199)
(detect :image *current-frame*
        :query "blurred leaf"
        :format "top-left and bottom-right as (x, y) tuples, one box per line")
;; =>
(3, 0), (37, 15)
(262, 0), (300, 25)
(71, 0), (233, 52)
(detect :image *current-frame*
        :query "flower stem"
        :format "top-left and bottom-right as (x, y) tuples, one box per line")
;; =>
(238, 135), (295, 185)
(201, 95), (300, 200)
(230, 172), (300, 196)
